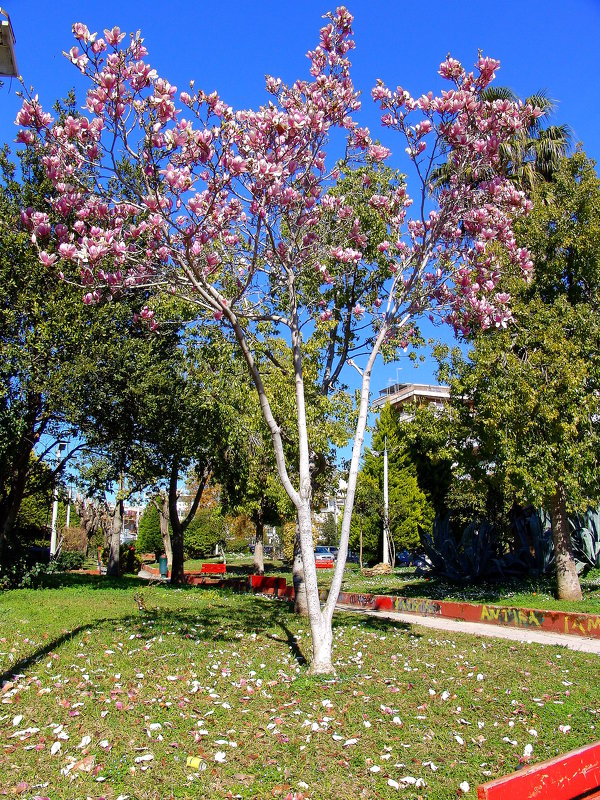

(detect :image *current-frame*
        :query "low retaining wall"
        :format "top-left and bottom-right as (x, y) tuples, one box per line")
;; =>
(140, 569), (600, 641)
(335, 591), (600, 640)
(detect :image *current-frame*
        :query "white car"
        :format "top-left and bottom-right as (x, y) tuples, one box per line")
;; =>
(314, 546), (336, 562)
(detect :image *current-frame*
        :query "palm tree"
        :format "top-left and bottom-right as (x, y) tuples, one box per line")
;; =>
(483, 87), (572, 192)
(430, 87), (572, 196)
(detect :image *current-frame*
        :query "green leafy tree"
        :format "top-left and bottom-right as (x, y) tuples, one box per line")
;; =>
(184, 508), (226, 559)
(0, 148), (87, 556)
(349, 472), (381, 565)
(136, 500), (164, 558)
(443, 152), (600, 600)
(358, 404), (434, 561)
(319, 513), (338, 547)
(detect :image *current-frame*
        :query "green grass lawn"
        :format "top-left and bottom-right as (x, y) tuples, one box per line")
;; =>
(1, 576), (600, 799)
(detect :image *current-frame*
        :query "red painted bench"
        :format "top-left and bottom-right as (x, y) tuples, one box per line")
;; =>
(315, 560), (334, 569)
(200, 562), (226, 576)
(477, 741), (600, 799)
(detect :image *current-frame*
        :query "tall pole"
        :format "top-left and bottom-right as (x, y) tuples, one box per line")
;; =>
(50, 442), (65, 557)
(65, 487), (71, 529)
(382, 436), (390, 565)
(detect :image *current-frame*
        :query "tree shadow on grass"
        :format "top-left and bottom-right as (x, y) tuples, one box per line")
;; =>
(1, 588), (311, 681)
(37, 571), (150, 591)
(2, 574), (431, 682)
(0, 621), (111, 684)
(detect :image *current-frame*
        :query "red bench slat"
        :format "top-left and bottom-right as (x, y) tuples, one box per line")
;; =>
(477, 741), (600, 800)
(200, 563), (226, 574)
(315, 560), (334, 569)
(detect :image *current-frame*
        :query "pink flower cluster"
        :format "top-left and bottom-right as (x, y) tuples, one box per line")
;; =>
(14, 7), (534, 340)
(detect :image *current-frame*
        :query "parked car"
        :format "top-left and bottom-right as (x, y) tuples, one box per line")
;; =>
(346, 549), (359, 563)
(314, 545), (336, 562)
(411, 553), (429, 570)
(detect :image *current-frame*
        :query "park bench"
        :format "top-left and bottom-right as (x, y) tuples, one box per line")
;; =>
(200, 562), (227, 576)
(477, 740), (600, 799)
(315, 559), (334, 569)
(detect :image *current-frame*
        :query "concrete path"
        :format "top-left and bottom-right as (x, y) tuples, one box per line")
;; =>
(337, 604), (600, 654)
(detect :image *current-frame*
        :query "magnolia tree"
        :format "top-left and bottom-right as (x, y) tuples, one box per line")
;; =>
(17, 8), (536, 673)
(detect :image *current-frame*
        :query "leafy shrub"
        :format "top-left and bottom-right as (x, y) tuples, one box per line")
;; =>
(100, 544), (142, 575)
(61, 526), (89, 554)
(0, 559), (60, 590)
(571, 508), (600, 569)
(226, 536), (251, 554)
(184, 510), (226, 559)
(56, 551), (86, 570)
(422, 508), (558, 582)
(508, 507), (555, 576)
(422, 514), (503, 582)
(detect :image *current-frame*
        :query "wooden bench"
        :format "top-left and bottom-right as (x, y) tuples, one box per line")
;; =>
(477, 741), (600, 799)
(200, 562), (226, 576)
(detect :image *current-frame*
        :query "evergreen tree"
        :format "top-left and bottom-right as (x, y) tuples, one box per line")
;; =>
(136, 501), (164, 558)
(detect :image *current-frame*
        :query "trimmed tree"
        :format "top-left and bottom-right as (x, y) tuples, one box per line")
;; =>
(17, 11), (536, 672)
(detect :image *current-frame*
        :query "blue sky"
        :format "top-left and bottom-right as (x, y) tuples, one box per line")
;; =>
(3, 0), (599, 398)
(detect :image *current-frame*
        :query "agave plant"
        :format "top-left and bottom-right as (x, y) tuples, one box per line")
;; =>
(508, 507), (555, 576)
(570, 507), (600, 570)
(422, 515), (502, 582)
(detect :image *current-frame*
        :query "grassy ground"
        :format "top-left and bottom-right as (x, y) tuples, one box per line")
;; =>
(174, 556), (600, 615)
(1, 576), (600, 799)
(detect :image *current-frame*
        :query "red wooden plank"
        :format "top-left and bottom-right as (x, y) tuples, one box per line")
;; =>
(200, 563), (226, 574)
(477, 741), (600, 800)
(315, 560), (334, 569)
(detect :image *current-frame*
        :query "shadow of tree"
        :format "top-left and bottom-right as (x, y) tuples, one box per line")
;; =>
(0, 621), (110, 684)
(1, 586), (312, 681)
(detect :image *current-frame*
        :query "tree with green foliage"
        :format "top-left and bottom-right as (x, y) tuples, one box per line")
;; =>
(442, 152), (600, 600)
(395, 404), (454, 522)
(0, 147), (84, 557)
(136, 500), (164, 558)
(184, 508), (226, 559)
(357, 404), (434, 562)
(349, 472), (381, 565)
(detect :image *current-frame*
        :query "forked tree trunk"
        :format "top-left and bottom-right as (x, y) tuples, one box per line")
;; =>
(228, 306), (389, 675)
(293, 521), (308, 616)
(550, 485), (582, 601)
(160, 493), (173, 570)
(106, 499), (123, 577)
(253, 514), (265, 575)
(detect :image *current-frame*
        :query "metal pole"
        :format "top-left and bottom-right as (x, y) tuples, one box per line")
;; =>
(65, 487), (71, 529)
(49, 442), (65, 557)
(382, 436), (390, 565)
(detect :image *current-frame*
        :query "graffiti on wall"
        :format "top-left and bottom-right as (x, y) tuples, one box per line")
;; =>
(392, 596), (442, 616)
(344, 593), (375, 608)
(564, 615), (600, 636)
(480, 605), (544, 628)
